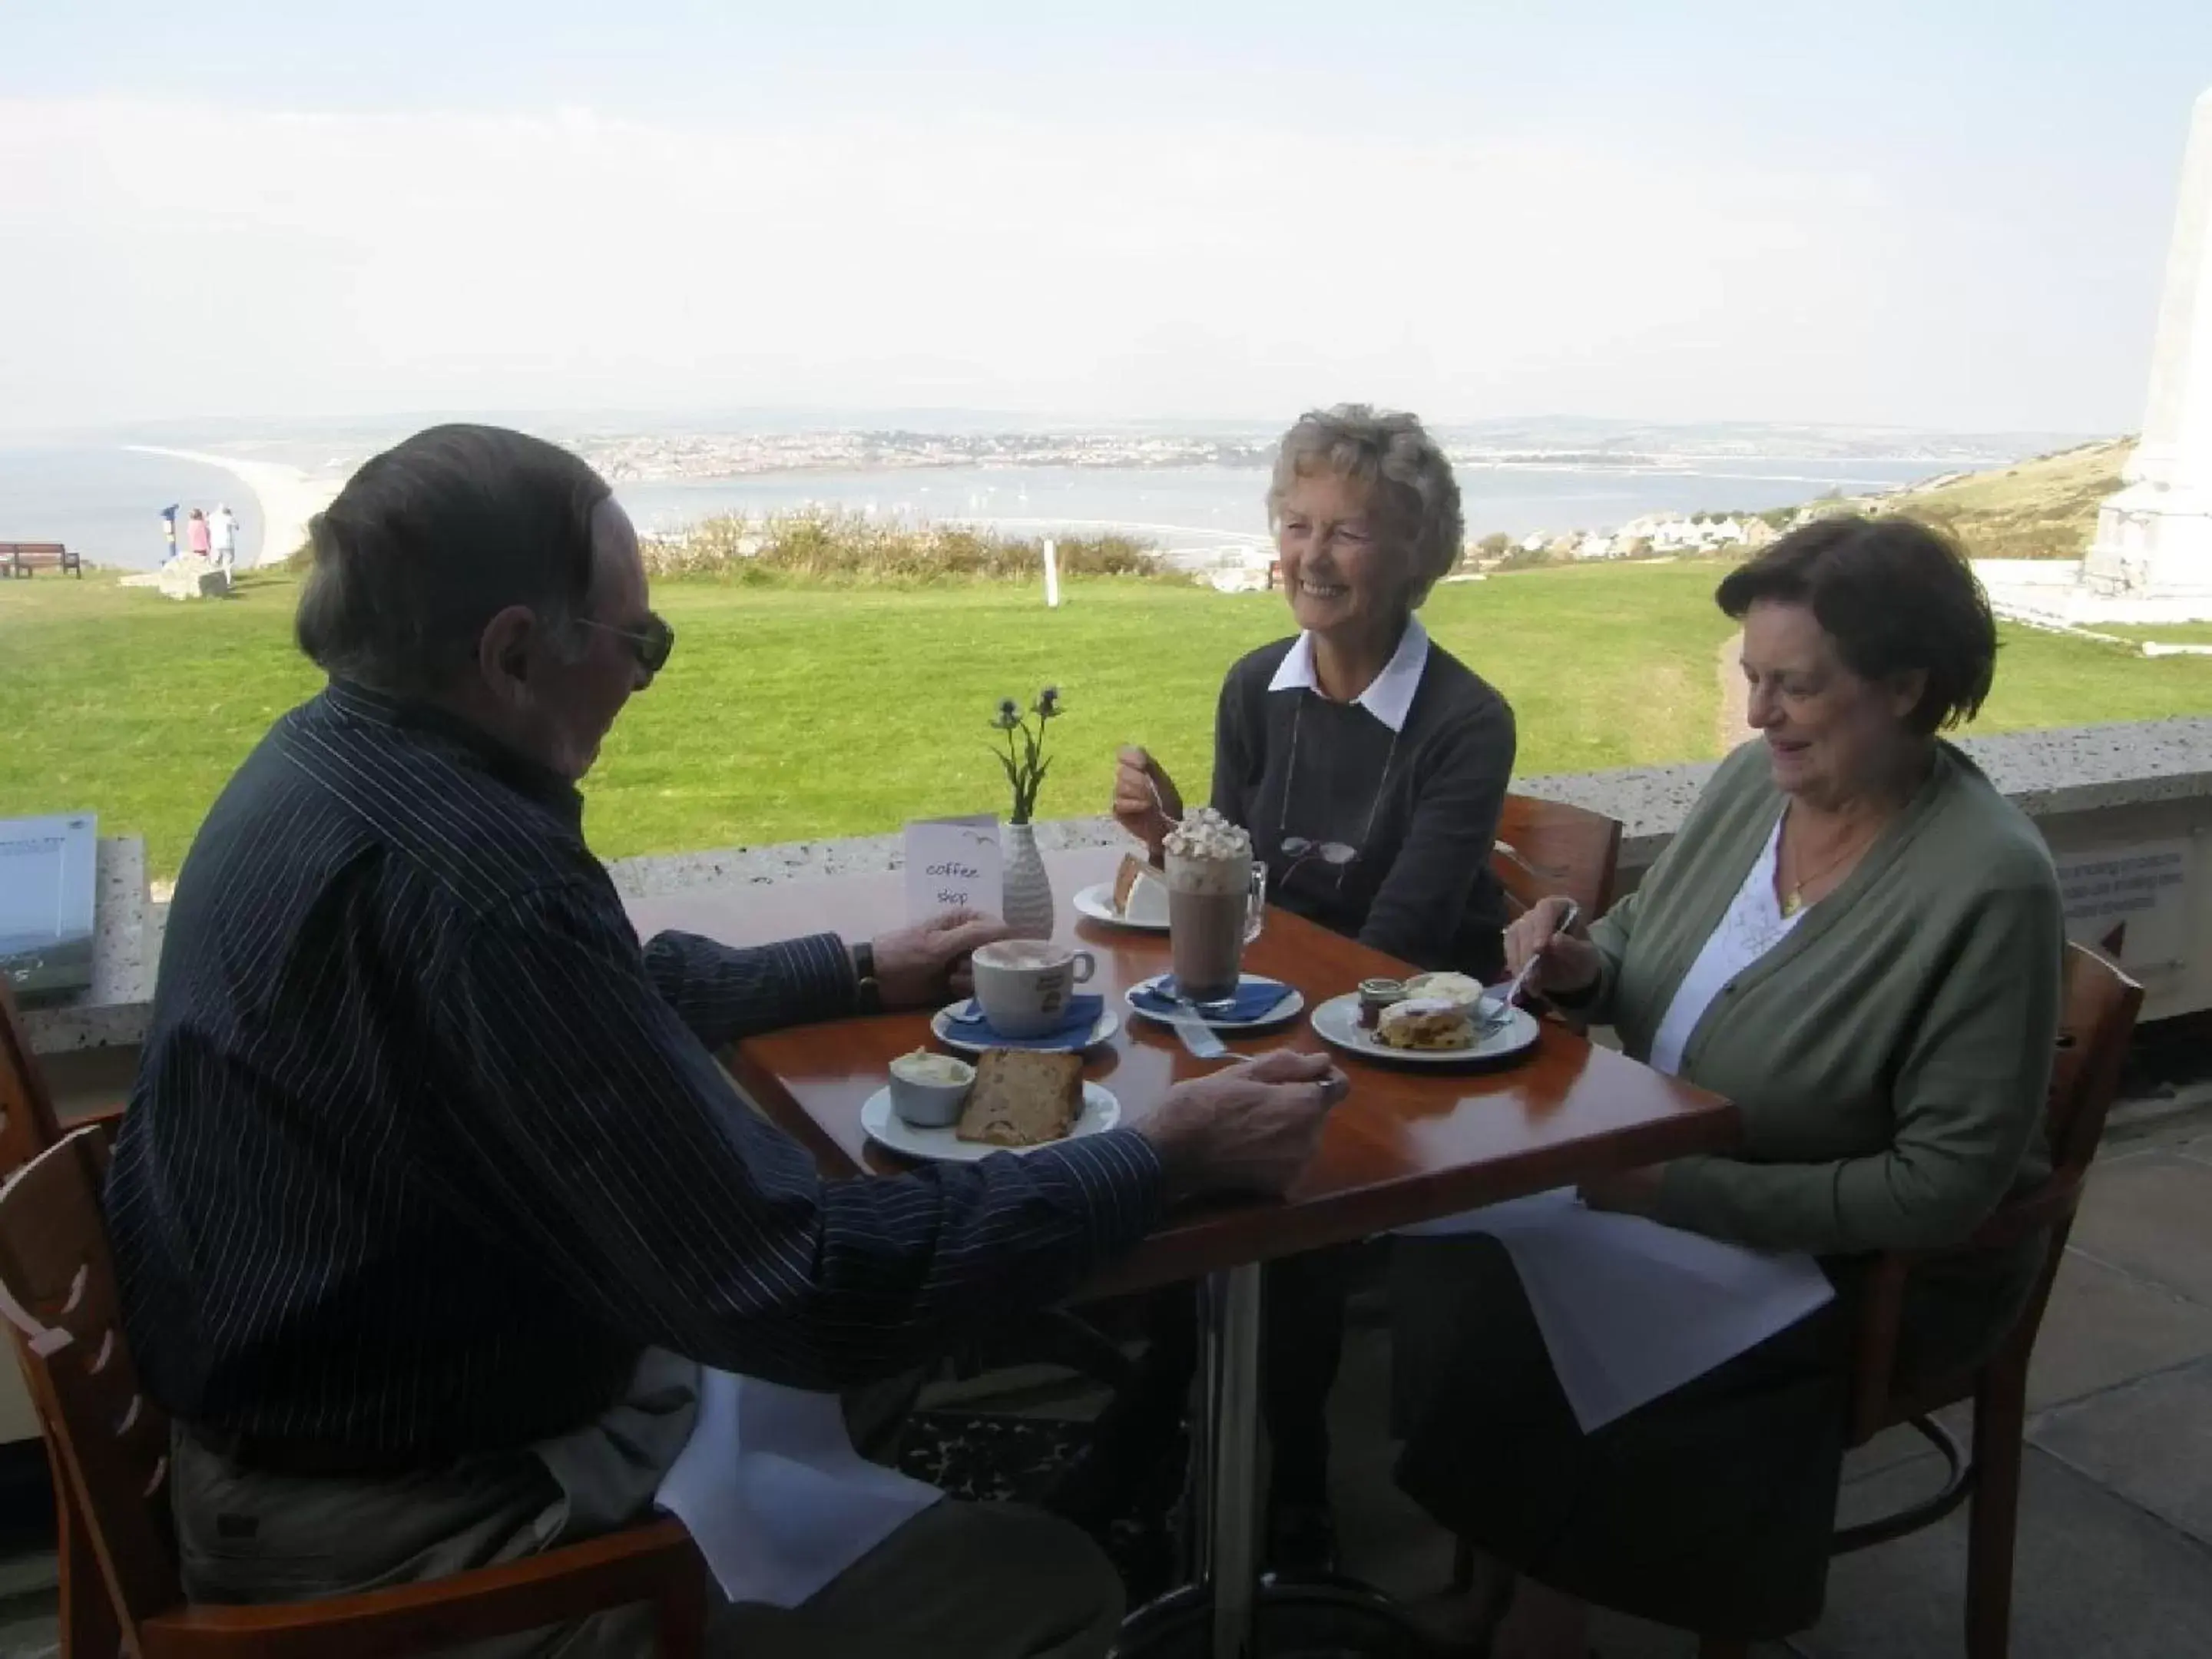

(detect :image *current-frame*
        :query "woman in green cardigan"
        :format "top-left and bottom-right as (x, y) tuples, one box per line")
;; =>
(1392, 515), (2065, 1657)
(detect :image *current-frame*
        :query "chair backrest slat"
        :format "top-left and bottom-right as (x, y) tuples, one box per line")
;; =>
(1492, 793), (1623, 926)
(2045, 942), (2143, 1180)
(0, 1128), (182, 1633)
(0, 981), (66, 1180)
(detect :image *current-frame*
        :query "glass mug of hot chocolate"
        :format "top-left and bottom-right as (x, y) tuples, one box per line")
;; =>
(1163, 808), (1267, 1003)
(972, 939), (1098, 1037)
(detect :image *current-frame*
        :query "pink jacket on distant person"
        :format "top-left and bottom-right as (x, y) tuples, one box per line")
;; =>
(187, 516), (212, 556)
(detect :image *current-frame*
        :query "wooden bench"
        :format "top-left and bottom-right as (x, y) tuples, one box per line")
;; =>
(0, 543), (81, 578)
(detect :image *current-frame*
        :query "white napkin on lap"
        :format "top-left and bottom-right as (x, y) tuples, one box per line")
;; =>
(1399, 1189), (1834, 1432)
(655, 1369), (942, 1608)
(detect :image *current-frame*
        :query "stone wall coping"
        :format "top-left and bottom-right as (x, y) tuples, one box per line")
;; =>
(39, 717), (2212, 1054)
(608, 717), (2212, 895)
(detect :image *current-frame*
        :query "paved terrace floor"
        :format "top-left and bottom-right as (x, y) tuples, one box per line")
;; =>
(2, 1103), (2207, 1657)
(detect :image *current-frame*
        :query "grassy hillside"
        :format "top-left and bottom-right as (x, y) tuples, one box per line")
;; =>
(1873, 437), (2128, 560)
(10, 559), (2212, 881)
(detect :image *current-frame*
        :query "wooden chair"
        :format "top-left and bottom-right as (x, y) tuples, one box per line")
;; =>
(0, 1124), (709, 1658)
(1, 979), (127, 1657)
(0, 978), (74, 1172)
(1700, 941), (2144, 1659)
(1491, 793), (1623, 926)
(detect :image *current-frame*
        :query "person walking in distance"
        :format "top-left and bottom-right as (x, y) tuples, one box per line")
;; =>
(210, 502), (240, 579)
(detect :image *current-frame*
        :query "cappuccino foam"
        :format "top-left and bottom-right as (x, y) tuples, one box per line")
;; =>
(974, 940), (1067, 970)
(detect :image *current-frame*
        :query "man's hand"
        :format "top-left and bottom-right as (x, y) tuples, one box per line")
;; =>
(1111, 745), (1183, 861)
(1502, 895), (1601, 997)
(868, 909), (1015, 1009)
(1138, 1049), (1349, 1204)
(1578, 1164), (1664, 1216)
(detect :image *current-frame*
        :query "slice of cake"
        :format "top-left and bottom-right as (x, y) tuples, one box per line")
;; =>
(956, 1050), (1085, 1147)
(1376, 997), (1476, 1052)
(1112, 853), (1171, 925)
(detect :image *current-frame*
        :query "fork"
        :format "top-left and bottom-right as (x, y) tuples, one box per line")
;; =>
(1485, 900), (1580, 1029)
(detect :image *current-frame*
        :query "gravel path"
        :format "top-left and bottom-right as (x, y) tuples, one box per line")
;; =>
(1716, 629), (1748, 753)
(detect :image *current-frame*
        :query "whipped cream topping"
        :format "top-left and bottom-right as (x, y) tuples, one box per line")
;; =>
(1164, 806), (1252, 865)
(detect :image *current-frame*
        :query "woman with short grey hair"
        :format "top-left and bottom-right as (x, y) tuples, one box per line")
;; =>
(1117, 402), (1514, 978)
(1267, 404), (1469, 611)
(1066, 405), (1517, 1569)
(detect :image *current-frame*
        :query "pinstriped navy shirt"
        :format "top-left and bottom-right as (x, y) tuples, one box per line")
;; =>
(107, 681), (1164, 1455)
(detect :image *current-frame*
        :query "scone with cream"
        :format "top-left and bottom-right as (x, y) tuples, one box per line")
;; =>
(1376, 996), (1475, 1052)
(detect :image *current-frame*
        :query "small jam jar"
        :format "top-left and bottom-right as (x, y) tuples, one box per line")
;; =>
(1356, 978), (1406, 1029)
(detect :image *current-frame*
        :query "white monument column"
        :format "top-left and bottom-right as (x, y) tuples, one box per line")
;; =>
(2085, 87), (2212, 598)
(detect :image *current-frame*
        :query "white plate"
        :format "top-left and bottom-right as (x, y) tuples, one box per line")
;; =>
(860, 1081), (1121, 1163)
(1123, 975), (1306, 1031)
(1308, 992), (1541, 1064)
(929, 1000), (1121, 1055)
(1072, 881), (1170, 932)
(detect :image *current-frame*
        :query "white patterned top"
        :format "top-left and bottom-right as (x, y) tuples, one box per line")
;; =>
(1647, 811), (1803, 1078)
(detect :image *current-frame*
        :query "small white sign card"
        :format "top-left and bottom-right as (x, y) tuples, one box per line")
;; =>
(902, 815), (1003, 921)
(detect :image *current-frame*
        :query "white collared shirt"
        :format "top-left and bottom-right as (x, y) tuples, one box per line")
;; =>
(1647, 811), (1802, 1078)
(1265, 617), (1432, 733)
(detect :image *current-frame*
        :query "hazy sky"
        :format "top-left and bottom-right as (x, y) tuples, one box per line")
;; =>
(4, 2), (2210, 435)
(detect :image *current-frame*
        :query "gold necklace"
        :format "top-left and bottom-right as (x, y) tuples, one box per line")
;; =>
(1778, 810), (1868, 917)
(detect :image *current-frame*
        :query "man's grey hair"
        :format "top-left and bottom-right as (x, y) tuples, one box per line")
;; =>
(295, 425), (611, 696)
(1266, 404), (1465, 608)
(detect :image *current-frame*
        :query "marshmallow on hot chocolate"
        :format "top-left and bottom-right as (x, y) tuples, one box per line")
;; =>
(1164, 808), (1253, 896)
(1164, 806), (1251, 865)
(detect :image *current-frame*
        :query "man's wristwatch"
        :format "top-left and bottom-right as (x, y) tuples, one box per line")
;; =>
(852, 941), (883, 1015)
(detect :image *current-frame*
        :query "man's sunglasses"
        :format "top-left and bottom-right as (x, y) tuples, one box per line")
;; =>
(579, 612), (676, 677)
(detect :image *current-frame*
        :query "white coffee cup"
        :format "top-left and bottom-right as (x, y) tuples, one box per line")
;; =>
(972, 940), (1098, 1038)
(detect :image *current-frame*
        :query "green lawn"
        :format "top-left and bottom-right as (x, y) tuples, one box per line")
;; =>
(9, 561), (2212, 881)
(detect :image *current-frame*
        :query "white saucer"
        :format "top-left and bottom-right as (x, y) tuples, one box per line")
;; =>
(860, 1081), (1121, 1163)
(1072, 882), (1170, 932)
(1308, 992), (1541, 1064)
(929, 1000), (1121, 1055)
(1123, 974), (1305, 1031)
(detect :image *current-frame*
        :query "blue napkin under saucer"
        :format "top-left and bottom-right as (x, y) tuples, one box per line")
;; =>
(1130, 977), (1293, 1022)
(944, 994), (1105, 1050)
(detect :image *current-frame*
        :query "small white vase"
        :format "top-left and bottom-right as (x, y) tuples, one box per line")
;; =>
(1001, 821), (1055, 939)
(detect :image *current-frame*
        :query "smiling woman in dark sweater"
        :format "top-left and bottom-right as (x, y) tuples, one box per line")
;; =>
(1116, 406), (1517, 979)
(1055, 406), (1516, 1569)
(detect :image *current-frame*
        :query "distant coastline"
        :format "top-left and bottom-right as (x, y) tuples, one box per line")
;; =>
(2, 417), (2104, 578)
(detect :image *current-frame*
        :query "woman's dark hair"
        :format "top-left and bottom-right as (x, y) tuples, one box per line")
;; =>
(1714, 514), (1996, 736)
(295, 424), (612, 695)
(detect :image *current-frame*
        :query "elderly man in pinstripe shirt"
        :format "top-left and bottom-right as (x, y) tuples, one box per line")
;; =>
(107, 426), (1346, 1657)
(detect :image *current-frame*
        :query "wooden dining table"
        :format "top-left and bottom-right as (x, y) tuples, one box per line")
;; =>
(626, 845), (1740, 1659)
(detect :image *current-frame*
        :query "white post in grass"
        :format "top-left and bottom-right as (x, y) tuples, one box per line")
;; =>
(1043, 538), (1061, 608)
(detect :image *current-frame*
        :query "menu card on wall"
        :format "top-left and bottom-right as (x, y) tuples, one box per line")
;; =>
(902, 816), (1002, 921)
